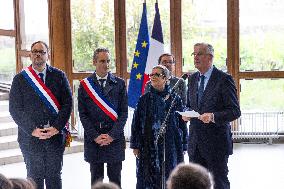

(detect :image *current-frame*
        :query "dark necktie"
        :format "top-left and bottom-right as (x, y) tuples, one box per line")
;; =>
(98, 79), (106, 94)
(198, 75), (205, 107)
(38, 73), (44, 83)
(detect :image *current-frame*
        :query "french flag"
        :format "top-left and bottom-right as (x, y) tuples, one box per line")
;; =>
(142, 2), (164, 94)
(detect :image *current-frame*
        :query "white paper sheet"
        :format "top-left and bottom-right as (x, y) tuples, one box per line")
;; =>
(176, 110), (200, 118)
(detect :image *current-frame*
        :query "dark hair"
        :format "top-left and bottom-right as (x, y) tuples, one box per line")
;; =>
(93, 48), (110, 61)
(0, 174), (13, 189)
(31, 41), (49, 52)
(167, 163), (213, 189)
(92, 181), (120, 189)
(9, 178), (36, 189)
(158, 53), (175, 64)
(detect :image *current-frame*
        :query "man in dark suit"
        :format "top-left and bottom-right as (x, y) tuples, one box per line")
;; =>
(183, 43), (241, 189)
(9, 41), (72, 189)
(78, 48), (128, 187)
(145, 53), (187, 105)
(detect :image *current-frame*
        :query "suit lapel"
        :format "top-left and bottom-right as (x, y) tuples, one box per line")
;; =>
(44, 65), (52, 87)
(104, 73), (117, 95)
(190, 73), (199, 109)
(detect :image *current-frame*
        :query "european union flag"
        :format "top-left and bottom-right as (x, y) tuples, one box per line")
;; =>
(128, 3), (150, 108)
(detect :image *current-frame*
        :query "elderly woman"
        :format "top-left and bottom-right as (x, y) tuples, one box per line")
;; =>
(130, 65), (188, 189)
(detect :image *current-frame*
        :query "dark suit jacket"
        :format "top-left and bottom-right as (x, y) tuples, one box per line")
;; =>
(78, 72), (128, 163)
(145, 76), (187, 105)
(9, 65), (72, 152)
(187, 66), (241, 158)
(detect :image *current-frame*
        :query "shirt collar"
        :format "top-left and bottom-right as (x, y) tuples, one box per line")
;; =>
(199, 65), (213, 79)
(96, 73), (108, 80)
(32, 66), (47, 76)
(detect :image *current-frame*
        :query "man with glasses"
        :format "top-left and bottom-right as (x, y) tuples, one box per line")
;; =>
(183, 43), (241, 189)
(145, 53), (187, 105)
(9, 41), (72, 189)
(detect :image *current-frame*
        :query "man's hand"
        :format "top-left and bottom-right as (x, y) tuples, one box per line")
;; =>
(94, 134), (113, 146)
(44, 127), (59, 138)
(32, 128), (49, 139)
(198, 113), (214, 123)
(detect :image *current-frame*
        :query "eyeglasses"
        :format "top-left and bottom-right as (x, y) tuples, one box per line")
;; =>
(191, 52), (209, 57)
(161, 61), (175, 65)
(149, 73), (164, 78)
(31, 50), (47, 55)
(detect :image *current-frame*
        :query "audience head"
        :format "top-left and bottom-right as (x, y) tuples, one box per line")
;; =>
(92, 181), (120, 189)
(9, 178), (36, 189)
(0, 174), (36, 189)
(167, 163), (214, 189)
(0, 174), (13, 189)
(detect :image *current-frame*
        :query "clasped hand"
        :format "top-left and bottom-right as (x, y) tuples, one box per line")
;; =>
(95, 134), (113, 146)
(32, 127), (59, 139)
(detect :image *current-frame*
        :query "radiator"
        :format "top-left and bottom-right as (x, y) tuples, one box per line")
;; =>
(232, 111), (284, 144)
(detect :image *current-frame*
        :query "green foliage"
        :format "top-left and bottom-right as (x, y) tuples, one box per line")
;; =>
(240, 79), (284, 111)
(240, 31), (284, 71)
(71, 0), (115, 72)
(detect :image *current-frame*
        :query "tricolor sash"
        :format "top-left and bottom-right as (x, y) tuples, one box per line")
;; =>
(80, 78), (118, 121)
(22, 65), (72, 147)
(22, 66), (61, 114)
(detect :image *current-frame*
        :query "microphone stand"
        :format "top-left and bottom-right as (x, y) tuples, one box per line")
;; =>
(155, 94), (178, 189)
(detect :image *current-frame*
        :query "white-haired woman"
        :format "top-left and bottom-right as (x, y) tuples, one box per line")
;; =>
(130, 65), (188, 189)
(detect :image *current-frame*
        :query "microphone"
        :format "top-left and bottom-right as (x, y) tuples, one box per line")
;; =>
(170, 78), (184, 95)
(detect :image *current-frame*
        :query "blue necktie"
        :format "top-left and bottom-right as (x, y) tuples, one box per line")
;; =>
(38, 73), (44, 83)
(198, 75), (205, 107)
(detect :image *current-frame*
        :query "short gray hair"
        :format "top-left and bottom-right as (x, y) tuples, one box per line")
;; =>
(194, 43), (214, 56)
(152, 65), (170, 79)
(93, 48), (110, 61)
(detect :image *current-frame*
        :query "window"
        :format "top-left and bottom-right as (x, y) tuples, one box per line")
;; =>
(20, 0), (49, 50)
(126, 0), (170, 72)
(182, 0), (227, 72)
(71, 0), (116, 73)
(0, 1), (14, 30)
(0, 36), (16, 83)
(240, 79), (284, 111)
(240, 0), (284, 71)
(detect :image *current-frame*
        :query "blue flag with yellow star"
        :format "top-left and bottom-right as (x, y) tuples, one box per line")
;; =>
(128, 2), (150, 108)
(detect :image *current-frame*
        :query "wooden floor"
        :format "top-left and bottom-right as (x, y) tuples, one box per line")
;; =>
(1, 143), (284, 189)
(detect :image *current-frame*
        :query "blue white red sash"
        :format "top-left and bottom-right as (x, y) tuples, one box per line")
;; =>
(22, 66), (61, 114)
(80, 78), (118, 121)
